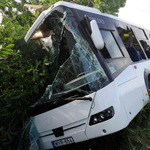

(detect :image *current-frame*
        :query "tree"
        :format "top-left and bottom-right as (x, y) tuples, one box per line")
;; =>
(0, 0), (51, 149)
(93, 0), (126, 15)
(28, 0), (126, 15)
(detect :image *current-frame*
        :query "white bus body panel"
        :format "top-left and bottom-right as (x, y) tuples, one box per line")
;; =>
(40, 121), (87, 149)
(85, 81), (129, 139)
(115, 62), (149, 122)
(33, 93), (95, 149)
(86, 62), (149, 139)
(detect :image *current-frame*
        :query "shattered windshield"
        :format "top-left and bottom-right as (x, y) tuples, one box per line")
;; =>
(32, 6), (110, 104)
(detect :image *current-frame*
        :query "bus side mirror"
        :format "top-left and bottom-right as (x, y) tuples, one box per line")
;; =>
(90, 20), (104, 50)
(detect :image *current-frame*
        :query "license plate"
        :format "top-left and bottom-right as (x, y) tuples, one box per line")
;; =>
(52, 137), (74, 148)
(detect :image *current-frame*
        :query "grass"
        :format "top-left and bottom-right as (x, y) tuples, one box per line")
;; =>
(54, 102), (150, 150)
(119, 102), (150, 150)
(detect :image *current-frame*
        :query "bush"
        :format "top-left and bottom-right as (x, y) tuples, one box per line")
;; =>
(0, 40), (52, 149)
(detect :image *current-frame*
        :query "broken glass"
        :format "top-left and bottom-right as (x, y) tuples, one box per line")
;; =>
(35, 7), (110, 104)
(16, 118), (43, 150)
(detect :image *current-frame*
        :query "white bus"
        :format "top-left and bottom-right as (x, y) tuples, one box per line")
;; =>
(25, 1), (150, 149)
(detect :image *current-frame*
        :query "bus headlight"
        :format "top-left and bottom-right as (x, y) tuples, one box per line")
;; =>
(99, 113), (105, 120)
(93, 116), (98, 124)
(89, 106), (114, 126)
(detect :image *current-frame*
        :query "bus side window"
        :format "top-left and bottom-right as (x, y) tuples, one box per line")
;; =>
(100, 30), (123, 59)
(140, 40), (150, 58)
(117, 27), (146, 61)
(99, 30), (129, 75)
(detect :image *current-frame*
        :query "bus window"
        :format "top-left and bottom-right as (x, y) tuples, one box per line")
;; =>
(117, 27), (146, 61)
(100, 30), (123, 59)
(132, 27), (148, 40)
(99, 30), (128, 74)
(140, 40), (150, 58)
(131, 27), (150, 59)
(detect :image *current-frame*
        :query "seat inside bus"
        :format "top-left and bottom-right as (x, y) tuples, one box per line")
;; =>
(127, 47), (142, 62)
(117, 27), (144, 62)
(124, 31), (143, 62)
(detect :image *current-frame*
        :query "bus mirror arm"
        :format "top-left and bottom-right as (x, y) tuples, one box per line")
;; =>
(90, 20), (104, 50)
(83, 15), (92, 34)
(83, 15), (104, 50)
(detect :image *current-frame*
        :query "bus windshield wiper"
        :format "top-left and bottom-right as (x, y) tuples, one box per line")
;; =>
(49, 95), (92, 103)
(28, 95), (92, 117)
(64, 96), (92, 101)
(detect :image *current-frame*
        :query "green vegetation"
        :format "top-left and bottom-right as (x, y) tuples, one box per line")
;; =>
(0, 1), (51, 149)
(2, 0), (150, 150)
(119, 103), (150, 150)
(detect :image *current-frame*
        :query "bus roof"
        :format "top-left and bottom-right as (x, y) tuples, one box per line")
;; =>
(49, 1), (150, 31)
(24, 1), (149, 43)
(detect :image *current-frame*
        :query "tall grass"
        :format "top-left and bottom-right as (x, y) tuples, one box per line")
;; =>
(119, 102), (150, 150)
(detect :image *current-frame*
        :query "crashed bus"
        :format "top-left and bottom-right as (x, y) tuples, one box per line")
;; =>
(25, 1), (150, 149)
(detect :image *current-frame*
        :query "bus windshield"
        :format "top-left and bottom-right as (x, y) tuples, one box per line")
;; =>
(31, 6), (110, 103)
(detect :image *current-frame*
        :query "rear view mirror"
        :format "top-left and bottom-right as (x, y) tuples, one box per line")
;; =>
(90, 20), (104, 50)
